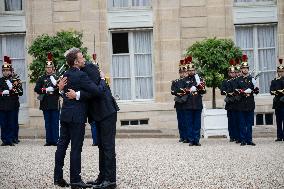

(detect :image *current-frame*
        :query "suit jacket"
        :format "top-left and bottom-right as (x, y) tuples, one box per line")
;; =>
(60, 67), (107, 124)
(80, 62), (119, 122)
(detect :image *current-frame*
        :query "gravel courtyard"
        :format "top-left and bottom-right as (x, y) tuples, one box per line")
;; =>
(0, 138), (284, 189)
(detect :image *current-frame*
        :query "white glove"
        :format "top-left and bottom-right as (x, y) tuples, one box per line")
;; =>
(2, 90), (10, 95)
(190, 86), (197, 92)
(6, 80), (13, 90)
(46, 86), (54, 92)
(195, 74), (201, 85)
(252, 78), (256, 87)
(244, 88), (252, 94)
(50, 76), (57, 86)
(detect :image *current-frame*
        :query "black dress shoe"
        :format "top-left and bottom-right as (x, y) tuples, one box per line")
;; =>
(54, 178), (69, 187)
(92, 143), (98, 146)
(44, 143), (52, 146)
(275, 138), (282, 142)
(178, 139), (183, 142)
(70, 180), (92, 189)
(1, 143), (8, 146)
(93, 180), (116, 189)
(12, 139), (19, 144)
(235, 140), (241, 144)
(247, 142), (256, 146)
(240, 142), (246, 146)
(229, 138), (235, 142)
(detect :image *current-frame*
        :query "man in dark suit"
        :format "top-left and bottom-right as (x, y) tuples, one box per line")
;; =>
(65, 58), (119, 189)
(54, 48), (107, 189)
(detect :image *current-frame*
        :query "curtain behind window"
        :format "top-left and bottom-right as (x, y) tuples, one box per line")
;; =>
(0, 36), (2, 68)
(112, 55), (131, 100)
(236, 26), (255, 69)
(110, 0), (128, 8)
(235, 25), (276, 94)
(6, 35), (26, 103)
(132, 0), (150, 6)
(5, 0), (22, 11)
(257, 25), (276, 93)
(134, 31), (153, 99)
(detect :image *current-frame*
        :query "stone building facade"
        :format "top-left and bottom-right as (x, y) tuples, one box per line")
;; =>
(0, 0), (283, 135)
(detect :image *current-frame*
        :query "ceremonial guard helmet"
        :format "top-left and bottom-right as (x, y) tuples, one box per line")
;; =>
(179, 59), (187, 72)
(277, 58), (284, 71)
(228, 59), (235, 72)
(186, 56), (195, 71)
(241, 54), (249, 68)
(2, 56), (12, 70)
(46, 52), (54, 67)
(234, 58), (241, 72)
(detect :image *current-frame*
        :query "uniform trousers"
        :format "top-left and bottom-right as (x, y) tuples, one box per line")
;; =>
(43, 110), (59, 144)
(90, 121), (98, 145)
(176, 110), (186, 140)
(275, 108), (284, 140)
(239, 111), (254, 143)
(0, 110), (18, 144)
(185, 109), (202, 143)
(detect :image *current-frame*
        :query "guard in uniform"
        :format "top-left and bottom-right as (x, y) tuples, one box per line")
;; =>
(270, 58), (284, 142)
(220, 59), (237, 142)
(171, 58), (188, 142)
(228, 59), (242, 143)
(234, 55), (259, 146)
(182, 57), (206, 146)
(0, 56), (23, 146)
(34, 52), (60, 146)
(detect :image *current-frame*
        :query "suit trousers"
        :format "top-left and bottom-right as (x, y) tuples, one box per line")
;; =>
(275, 108), (284, 139)
(54, 121), (85, 183)
(96, 113), (117, 182)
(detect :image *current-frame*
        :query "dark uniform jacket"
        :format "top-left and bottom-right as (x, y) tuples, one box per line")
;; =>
(34, 74), (60, 110)
(0, 76), (23, 111)
(270, 76), (284, 109)
(60, 67), (107, 124)
(220, 79), (235, 110)
(234, 75), (256, 112)
(171, 78), (187, 110)
(183, 75), (206, 110)
(80, 62), (119, 123)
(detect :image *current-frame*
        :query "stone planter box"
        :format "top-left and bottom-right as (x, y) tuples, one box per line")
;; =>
(202, 108), (229, 139)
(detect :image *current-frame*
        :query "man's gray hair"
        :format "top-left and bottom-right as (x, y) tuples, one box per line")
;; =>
(65, 47), (81, 67)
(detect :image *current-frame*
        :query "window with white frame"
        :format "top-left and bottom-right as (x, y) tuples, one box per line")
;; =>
(108, 0), (151, 8)
(235, 24), (277, 94)
(111, 30), (153, 101)
(0, 34), (27, 103)
(0, 0), (23, 12)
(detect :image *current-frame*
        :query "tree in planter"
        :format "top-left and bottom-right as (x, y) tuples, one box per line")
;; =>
(28, 30), (90, 83)
(186, 38), (243, 109)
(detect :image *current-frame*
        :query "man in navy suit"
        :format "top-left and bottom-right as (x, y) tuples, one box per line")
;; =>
(65, 60), (119, 189)
(54, 48), (107, 189)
